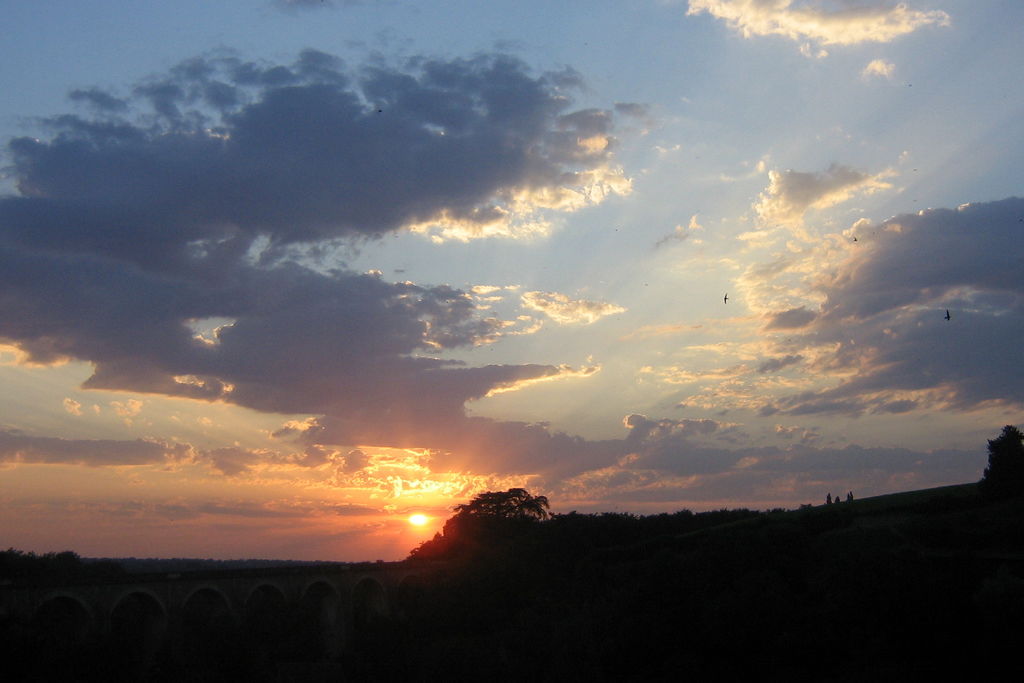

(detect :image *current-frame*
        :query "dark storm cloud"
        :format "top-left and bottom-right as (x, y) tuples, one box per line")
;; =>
(340, 449), (369, 472)
(756, 354), (803, 373)
(821, 198), (1024, 320)
(0, 429), (186, 466)
(764, 306), (816, 330)
(68, 88), (129, 113)
(0, 242), (550, 417)
(623, 414), (722, 441)
(620, 414), (744, 475)
(204, 446), (257, 476)
(0, 50), (628, 476)
(766, 197), (1024, 415)
(4, 50), (617, 264)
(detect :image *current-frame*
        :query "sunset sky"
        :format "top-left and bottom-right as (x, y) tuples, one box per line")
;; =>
(2, 0), (1022, 561)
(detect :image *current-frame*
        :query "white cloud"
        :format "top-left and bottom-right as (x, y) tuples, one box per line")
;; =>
(642, 363), (751, 385)
(655, 214), (704, 248)
(484, 364), (600, 397)
(799, 42), (829, 59)
(753, 164), (894, 229)
(521, 291), (627, 324)
(62, 398), (83, 416)
(110, 399), (144, 418)
(409, 165), (633, 243)
(861, 58), (896, 80)
(688, 0), (950, 50)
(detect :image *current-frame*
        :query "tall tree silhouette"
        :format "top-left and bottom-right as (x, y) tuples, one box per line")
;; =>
(452, 488), (550, 521)
(409, 488), (549, 560)
(979, 425), (1024, 498)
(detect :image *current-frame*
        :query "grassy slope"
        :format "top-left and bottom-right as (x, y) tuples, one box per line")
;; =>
(411, 481), (1023, 680)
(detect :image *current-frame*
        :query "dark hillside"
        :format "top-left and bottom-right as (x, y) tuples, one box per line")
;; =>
(6, 484), (1024, 681)
(388, 485), (1024, 682)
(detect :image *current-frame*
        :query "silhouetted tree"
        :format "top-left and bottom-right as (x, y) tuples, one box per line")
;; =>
(0, 548), (123, 582)
(452, 488), (550, 521)
(979, 425), (1024, 498)
(409, 489), (549, 560)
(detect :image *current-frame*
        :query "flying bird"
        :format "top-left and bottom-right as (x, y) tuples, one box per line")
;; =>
(945, 309), (951, 321)
(723, 293), (729, 304)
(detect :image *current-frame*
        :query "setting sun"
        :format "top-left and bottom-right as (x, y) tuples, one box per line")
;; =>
(409, 514), (429, 527)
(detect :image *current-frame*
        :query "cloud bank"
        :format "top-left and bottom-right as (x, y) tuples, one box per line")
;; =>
(7, 51), (628, 248)
(0, 429), (186, 467)
(0, 50), (641, 482)
(762, 197), (1024, 415)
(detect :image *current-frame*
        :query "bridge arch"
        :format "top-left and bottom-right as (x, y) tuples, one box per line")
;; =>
(110, 590), (167, 675)
(244, 583), (290, 656)
(0, 561), (440, 668)
(353, 576), (388, 625)
(181, 586), (237, 661)
(244, 580), (289, 608)
(292, 580), (344, 659)
(349, 576), (394, 656)
(32, 594), (94, 654)
(396, 573), (428, 620)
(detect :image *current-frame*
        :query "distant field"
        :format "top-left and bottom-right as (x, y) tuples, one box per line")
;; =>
(837, 482), (979, 512)
(679, 481), (984, 541)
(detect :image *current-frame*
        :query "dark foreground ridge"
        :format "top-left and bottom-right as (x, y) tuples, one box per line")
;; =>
(6, 482), (1024, 681)
(395, 483), (1024, 682)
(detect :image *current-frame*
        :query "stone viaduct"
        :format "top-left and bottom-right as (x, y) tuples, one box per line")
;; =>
(0, 561), (433, 670)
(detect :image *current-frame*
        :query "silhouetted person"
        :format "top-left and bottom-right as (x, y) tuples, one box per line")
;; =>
(846, 491), (853, 502)
(826, 493), (832, 505)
